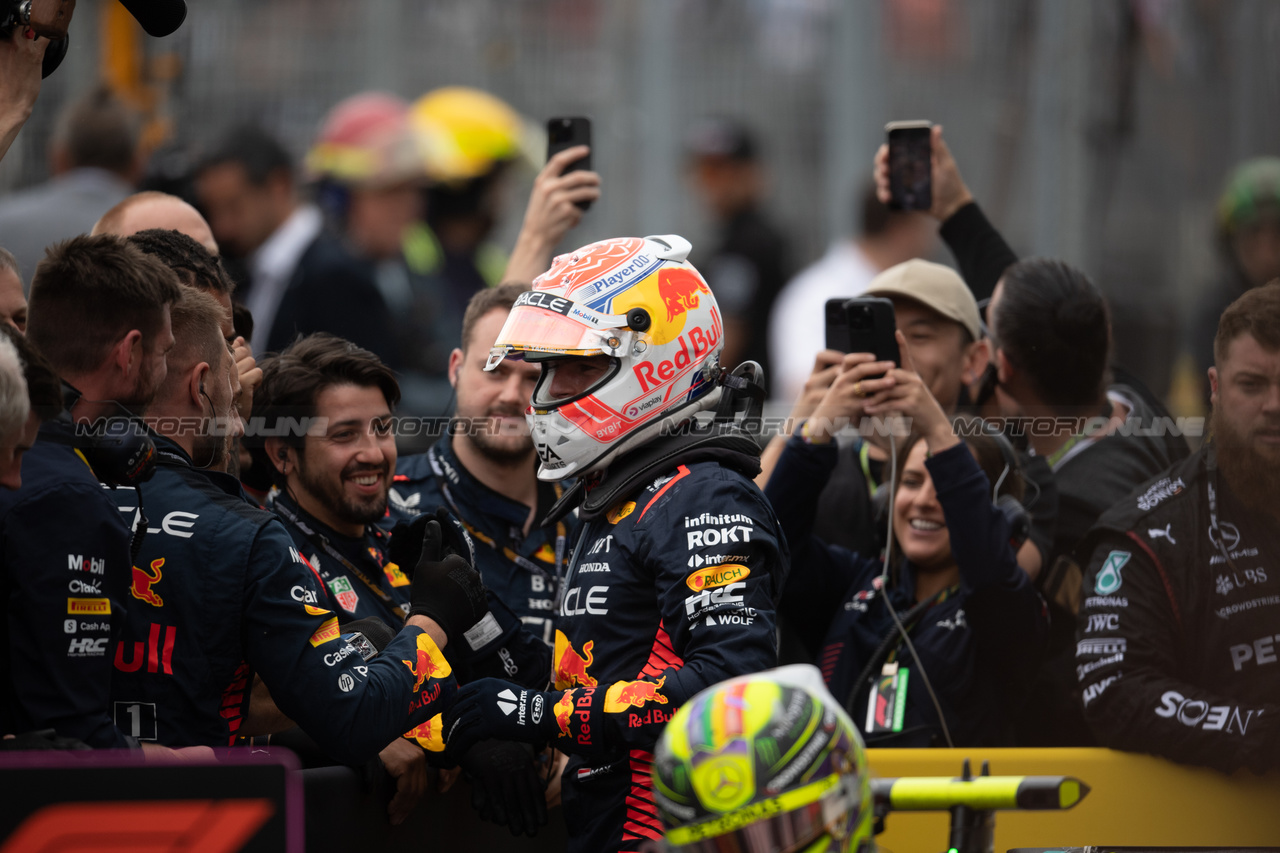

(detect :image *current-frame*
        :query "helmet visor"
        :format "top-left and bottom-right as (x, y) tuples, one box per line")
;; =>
(485, 293), (632, 371)
(664, 775), (861, 853)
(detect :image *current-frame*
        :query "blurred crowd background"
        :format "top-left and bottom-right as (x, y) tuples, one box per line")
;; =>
(5, 0), (1280, 415)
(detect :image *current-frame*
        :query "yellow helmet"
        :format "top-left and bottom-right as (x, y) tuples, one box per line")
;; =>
(409, 86), (537, 183)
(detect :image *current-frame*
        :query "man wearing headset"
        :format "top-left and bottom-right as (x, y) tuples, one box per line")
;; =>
(1075, 283), (1280, 773)
(0, 234), (179, 750)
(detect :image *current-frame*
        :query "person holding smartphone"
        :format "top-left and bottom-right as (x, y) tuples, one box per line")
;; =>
(764, 332), (1047, 747)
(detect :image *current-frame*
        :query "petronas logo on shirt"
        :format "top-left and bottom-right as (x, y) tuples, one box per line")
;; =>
(1094, 551), (1130, 596)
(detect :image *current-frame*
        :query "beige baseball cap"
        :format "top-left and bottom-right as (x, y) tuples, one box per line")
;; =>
(864, 258), (983, 340)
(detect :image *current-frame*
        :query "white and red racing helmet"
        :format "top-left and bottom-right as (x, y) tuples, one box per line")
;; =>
(485, 235), (724, 480)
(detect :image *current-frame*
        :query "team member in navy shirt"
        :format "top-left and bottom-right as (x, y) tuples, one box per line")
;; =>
(766, 333), (1047, 747)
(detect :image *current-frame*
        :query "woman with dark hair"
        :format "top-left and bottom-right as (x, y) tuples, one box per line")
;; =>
(765, 332), (1047, 747)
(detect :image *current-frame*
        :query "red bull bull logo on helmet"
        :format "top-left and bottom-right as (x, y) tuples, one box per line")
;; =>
(604, 676), (668, 713)
(657, 268), (710, 323)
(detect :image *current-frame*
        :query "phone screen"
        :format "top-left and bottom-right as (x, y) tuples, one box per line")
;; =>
(888, 124), (932, 211)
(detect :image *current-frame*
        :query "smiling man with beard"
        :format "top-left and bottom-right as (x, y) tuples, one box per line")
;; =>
(1074, 281), (1280, 773)
(251, 334), (408, 625)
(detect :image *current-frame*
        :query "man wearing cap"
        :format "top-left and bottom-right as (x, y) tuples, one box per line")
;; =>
(685, 117), (791, 377)
(759, 259), (1056, 577)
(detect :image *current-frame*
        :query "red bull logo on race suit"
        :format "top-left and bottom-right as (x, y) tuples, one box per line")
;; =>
(402, 633), (452, 691)
(131, 558), (165, 608)
(554, 630), (597, 689)
(604, 676), (668, 713)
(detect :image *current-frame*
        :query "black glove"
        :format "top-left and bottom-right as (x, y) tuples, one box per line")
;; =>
(400, 507), (488, 645)
(459, 739), (548, 837)
(443, 678), (563, 758)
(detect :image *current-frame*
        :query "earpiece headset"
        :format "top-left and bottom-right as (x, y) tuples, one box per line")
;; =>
(44, 383), (157, 488)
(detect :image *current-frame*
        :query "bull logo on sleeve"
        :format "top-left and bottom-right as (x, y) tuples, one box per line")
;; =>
(553, 630), (597, 690)
(604, 676), (668, 713)
(402, 633), (452, 691)
(131, 558), (165, 608)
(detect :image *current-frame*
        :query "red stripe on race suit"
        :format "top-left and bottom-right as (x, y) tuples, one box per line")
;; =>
(637, 465), (691, 522)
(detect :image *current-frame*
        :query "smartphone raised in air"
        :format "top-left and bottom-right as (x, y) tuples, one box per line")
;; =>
(547, 117), (592, 211)
(885, 120), (932, 212)
(824, 297), (900, 376)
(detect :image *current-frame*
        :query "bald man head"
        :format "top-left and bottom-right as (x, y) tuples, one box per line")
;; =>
(93, 191), (219, 254)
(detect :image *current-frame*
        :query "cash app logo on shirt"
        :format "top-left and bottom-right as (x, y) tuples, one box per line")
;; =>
(1095, 550), (1130, 596)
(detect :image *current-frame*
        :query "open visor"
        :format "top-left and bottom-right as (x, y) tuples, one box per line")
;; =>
(485, 292), (634, 371)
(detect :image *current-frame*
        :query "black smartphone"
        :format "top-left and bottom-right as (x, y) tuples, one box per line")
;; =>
(547, 116), (592, 211)
(886, 120), (932, 211)
(825, 296), (900, 374)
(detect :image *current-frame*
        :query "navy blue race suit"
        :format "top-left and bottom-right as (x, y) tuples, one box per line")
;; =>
(541, 433), (787, 852)
(0, 420), (134, 748)
(271, 492), (411, 626)
(108, 438), (457, 764)
(1076, 444), (1280, 773)
(275, 489), (548, 688)
(383, 441), (577, 647)
(766, 435), (1047, 747)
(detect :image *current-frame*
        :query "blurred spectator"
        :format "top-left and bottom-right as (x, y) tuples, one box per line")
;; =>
(306, 92), (448, 411)
(759, 259), (1055, 578)
(194, 125), (397, 365)
(406, 88), (531, 330)
(1076, 282), (1280, 773)
(0, 248), (28, 333)
(0, 325), (60, 491)
(0, 88), (138, 285)
(766, 340), (1047, 745)
(0, 234), (180, 750)
(93, 191), (219, 253)
(685, 117), (791, 375)
(1185, 159), (1280, 404)
(770, 185), (936, 403)
(0, 27), (48, 165)
(0, 331), (27, 489)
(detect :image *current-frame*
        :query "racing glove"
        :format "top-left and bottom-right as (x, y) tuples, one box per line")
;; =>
(458, 739), (548, 838)
(444, 677), (563, 756)
(396, 508), (489, 646)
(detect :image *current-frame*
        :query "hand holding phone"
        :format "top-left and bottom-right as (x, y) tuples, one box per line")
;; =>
(824, 297), (901, 377)
(885, 120), (932, 212)
(546, 117), (592, 211)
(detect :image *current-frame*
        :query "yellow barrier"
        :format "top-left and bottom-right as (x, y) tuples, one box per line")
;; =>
(867, 748), (1280, 849)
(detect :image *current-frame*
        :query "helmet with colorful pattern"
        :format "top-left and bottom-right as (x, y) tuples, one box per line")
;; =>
(484, 235), (725, 480)
(653, 664), (872, 853)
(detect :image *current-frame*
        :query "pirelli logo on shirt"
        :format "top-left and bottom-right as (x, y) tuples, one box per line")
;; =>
(310, 616), (341, 647)
(67, 597), (111, 615)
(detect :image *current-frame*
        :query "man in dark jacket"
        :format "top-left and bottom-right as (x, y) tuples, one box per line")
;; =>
(441, 235), (789, 853)
(194, 125), (398, 365)
(0, 235), (179, 749)
(1076, 282), (1280, 773)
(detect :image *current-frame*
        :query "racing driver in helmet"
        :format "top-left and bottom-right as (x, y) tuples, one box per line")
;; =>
(653, 664), (873, 853)
(443, 235), (790, 852)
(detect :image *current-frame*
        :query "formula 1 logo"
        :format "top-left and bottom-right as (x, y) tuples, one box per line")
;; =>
(131, 558), (165, 608)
